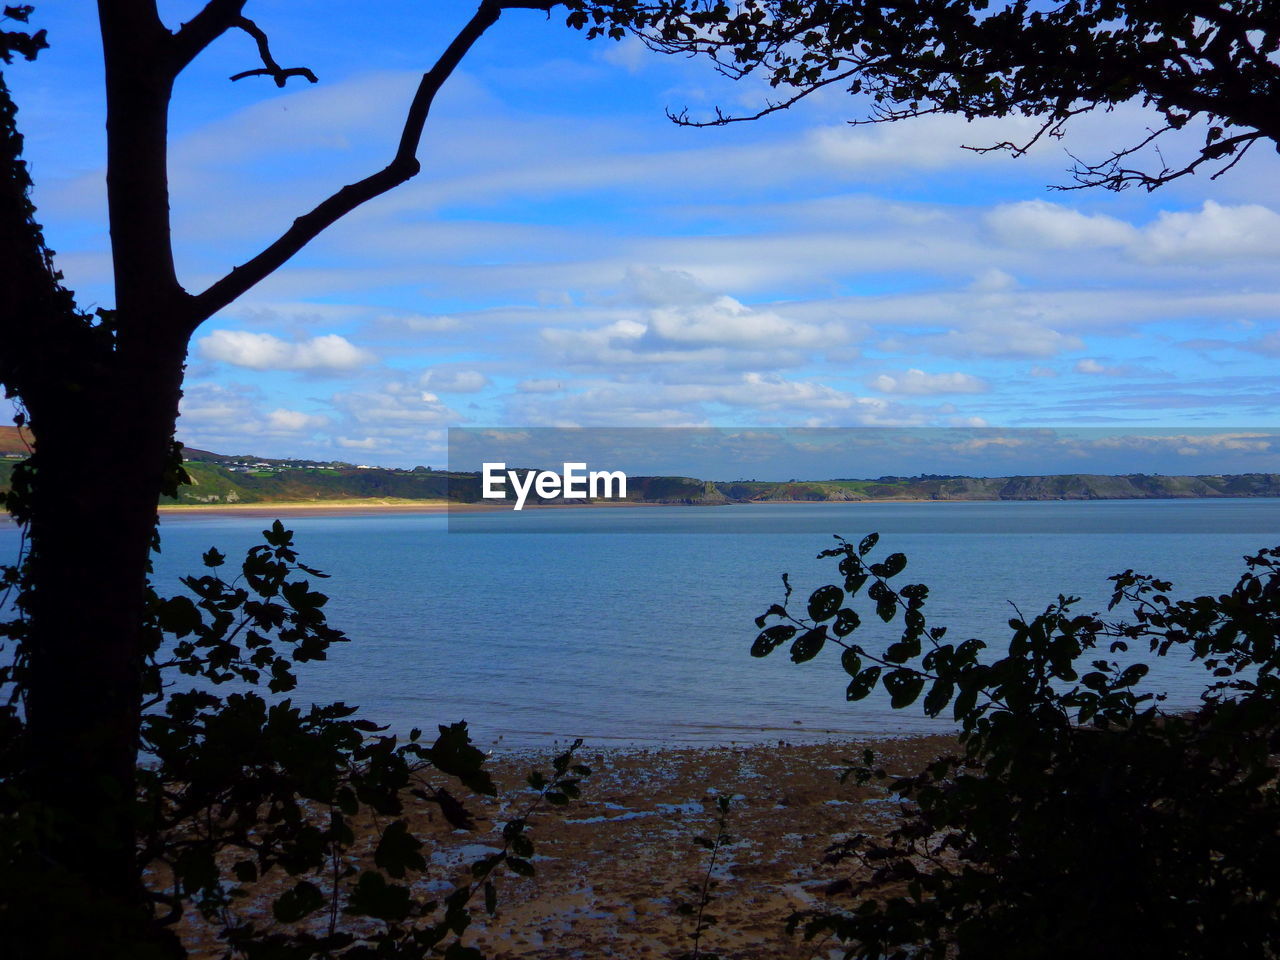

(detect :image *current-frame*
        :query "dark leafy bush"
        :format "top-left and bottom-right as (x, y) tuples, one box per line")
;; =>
(1, 521), (588, 959)
(753, 534), (1280, 960)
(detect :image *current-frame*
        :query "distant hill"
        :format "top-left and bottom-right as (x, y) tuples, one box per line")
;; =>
(2, 438), (1279, 506)
(0, 426), (33, 457)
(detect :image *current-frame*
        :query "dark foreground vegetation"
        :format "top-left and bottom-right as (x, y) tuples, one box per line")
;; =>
(751, 533), (1280, 959)
(5, 0), (1280, 957)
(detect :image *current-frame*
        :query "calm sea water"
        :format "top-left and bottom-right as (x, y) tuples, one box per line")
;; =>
(3, 499), (1278, 749)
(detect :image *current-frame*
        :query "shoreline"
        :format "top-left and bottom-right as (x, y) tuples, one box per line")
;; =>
(152, 496), (947, 519)
(180, 734), (955, 959)
(0, 494), (1267, 525)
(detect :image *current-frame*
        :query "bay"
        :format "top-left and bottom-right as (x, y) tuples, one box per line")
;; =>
(3, 498), (1278, 749)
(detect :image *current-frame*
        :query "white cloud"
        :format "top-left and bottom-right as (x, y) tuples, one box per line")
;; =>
(1138, 201), (1280, 263)
(969, 268), (1017, 292)
(647, 296), (838, 348)
(884, 317), (1085, 359)
(331, 380), (460, 427)
(199, 330), (376, 371)
(870, 369), (989, 395)
(1074, 358), (1136, 376)
(987, 200), (1137, 249)
(266, 409), (329, 432)
(420, 369), (490, 393)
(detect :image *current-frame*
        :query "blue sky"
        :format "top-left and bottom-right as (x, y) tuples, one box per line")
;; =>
(6, 2), (1280, 474)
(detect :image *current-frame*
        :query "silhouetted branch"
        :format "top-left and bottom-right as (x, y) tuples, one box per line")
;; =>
(228, 14), (317, 87)
(191, 0), (551, 326)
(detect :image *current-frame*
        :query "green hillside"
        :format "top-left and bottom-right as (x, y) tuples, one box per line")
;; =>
(2, 442), (1279, 507)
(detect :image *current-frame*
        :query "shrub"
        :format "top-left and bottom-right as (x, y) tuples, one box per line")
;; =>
(752, 534), (1280, 960)
(1, 521), (587, 959)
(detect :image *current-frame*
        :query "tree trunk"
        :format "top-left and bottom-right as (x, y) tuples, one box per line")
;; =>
(19, 335), (188, 957)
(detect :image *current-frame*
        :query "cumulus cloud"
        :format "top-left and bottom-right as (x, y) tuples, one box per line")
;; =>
(870, 369), (989, 395)
(987, 199), (1280, 265)
(199, 331), (376, 371)
(541, 267), (844, 369)
(987, 200), (1137, 249)
(330, 380), (460, 427)
(266, 409), (329, 432)
(1138, 201), (1280, 262)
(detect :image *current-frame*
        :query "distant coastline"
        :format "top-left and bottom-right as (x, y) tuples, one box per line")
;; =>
(2, 433), (1279, 512)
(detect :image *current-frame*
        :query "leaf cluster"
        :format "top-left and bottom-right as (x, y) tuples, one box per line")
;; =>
(753, 533), (1280, 959)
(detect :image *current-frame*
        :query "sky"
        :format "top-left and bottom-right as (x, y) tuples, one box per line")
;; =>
(6, 2), (1280, 476)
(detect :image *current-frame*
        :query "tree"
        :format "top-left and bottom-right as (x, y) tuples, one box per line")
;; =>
(0, 2), (596, 954)
(579, 0), (1280, 190)
(751, 534), (1280, 958)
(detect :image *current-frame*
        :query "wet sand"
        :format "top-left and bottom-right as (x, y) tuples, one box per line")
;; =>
(178, 735), (955, 959)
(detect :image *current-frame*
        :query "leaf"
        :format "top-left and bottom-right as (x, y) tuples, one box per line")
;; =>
(429, 721), (497, 796)
(923, 679), (955, 717)
(807, 584), (844, 622)
(883, 669), (925, 709)
(844, 572), (869, 595)
(375, 820), (425, 878)
(847, 666), (882, 701)
(751, 624), (796, 657)
(484, 880), (497, 916)
(870, 553), (907, 579)
(506, 857), (535, 877)
(272, 880), (325, 923)
(858, 532), (880, 556)
(346, 871), (411, 922)
(1118, 663), (1150, 687)
(833, 608), (861, 637)
(790, 626), (827, 663)
(754, 603), (787, 628)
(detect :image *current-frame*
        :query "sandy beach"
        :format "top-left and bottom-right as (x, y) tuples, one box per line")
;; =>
(153, 498), (940, 520)
(179, 735), (953, 959)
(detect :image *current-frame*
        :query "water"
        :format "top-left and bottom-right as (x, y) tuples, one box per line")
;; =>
(2, 499), (1278, 749)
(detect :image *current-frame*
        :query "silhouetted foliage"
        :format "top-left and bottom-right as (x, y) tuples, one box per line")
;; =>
(753, 534), (1280, 959)
(0, 522), (590, 958)
(674, 794), (737, 960)
(573, 0), (1280, 190)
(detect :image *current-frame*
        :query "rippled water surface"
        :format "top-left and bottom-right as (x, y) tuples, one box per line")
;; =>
(3, 499), (1278, 749)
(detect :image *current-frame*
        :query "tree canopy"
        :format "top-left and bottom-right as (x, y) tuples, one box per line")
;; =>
(576, 0), (1280, 190)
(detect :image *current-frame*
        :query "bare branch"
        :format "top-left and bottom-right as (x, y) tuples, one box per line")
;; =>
(228, 15), (317, 87)
(669, 66), (862, 126)
(1056, 129), (1264, 192)
(190, 1), (547, 325)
